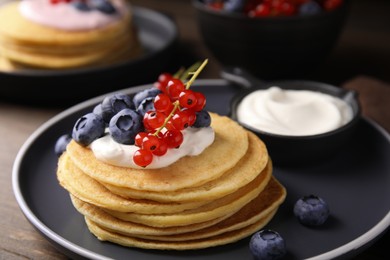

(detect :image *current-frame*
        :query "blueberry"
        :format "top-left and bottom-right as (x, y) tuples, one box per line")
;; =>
(299, 1), (322, 16)
(54, 133), (72, 157)
(90, 0), (117, 14)
(133, 87), (161, 109)
(71, 1), (92, 12)
(72, 113), (105, 146)
(201, 0), (216, 4)
(223, 0), (245, 12)
(109, 109), (143, 144)
(249, 229), (286, 260)
(294, 194), (330, 226)
(193, 110), (211, 127)
(93, 103), (103, 117)
(136, 96), (155, 116)
(101, 93), (134, 123)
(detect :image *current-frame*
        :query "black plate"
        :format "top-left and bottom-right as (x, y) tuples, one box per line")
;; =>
(0, 6), (178, 106)
(12, 80), (390, 259)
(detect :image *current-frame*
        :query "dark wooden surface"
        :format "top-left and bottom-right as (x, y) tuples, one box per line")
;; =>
(1, 0), (389, 259)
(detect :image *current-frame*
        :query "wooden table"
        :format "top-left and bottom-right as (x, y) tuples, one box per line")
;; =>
(1, 0), (389, 259)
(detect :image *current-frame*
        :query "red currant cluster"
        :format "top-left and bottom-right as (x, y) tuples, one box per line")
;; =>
(50, 0), (73, 4)
(132, 60), (208, 167)
(205, 0), (343, 17)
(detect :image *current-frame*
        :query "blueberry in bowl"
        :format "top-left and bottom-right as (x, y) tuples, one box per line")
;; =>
(226, 67), (361, 166)
(192, 0), (349, 80)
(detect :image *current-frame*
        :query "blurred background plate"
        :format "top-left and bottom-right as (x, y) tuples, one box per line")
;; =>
(0, 6), (178, 107)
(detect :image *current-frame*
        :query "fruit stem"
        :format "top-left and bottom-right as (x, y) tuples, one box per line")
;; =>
(153, 58), (208, 136)
(185, 59), (208, 90)
(153, 100), (180, 136)
(173, 67), (185, 79)
(180, 61), (201, 81)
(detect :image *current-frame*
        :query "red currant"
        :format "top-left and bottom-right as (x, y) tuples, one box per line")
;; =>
(250, 3), (271, 17)
(135, 132), (148, 147)
(143, 111), (166, 130)
(207, 1), (224, 10)
(170, 110), (190, 130)
(181, 109), (197, 127)
(163, 129), (183, 148)
(179, 90), (197, 109)
(154, 72), (173, 93)
(166, 79), (185, 101)
(323, 0), (342, 11)
(141, 135), (160, 152)
(158, 72), (173, 85)
(154, 93), (174, 114)
(152, 139), (168, 156)
(133, 149), (153, 167)
(277, 1), (296, 16)
(193, 92), (206, 111)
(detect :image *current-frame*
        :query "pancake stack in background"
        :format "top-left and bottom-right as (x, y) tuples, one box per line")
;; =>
(57, 112), (286, 250)
(0, 0), (141, 71)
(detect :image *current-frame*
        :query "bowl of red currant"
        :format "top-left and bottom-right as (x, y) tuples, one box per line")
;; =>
(192, 0), (349, 80)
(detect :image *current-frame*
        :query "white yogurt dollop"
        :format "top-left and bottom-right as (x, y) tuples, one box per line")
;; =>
(90, 127), (215, 169)
(19, 0), (128, 31)
(236, 86), (353, 136)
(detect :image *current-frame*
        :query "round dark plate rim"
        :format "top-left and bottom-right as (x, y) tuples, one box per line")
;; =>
(12, 79), (390, 260)
(0, 5), (177, 77)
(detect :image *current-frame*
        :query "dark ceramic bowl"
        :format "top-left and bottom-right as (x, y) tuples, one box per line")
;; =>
(192, 0), (349, 80)
(225, 67), (361, 166)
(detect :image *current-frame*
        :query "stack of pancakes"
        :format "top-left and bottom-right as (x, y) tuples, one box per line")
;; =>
(0, 1), (141, 70)
(57, 112), (286, 250)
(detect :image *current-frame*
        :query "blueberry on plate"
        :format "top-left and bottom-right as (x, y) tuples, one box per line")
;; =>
(133, 87), (162, 109)
(101, 93), (134, 123)
(294, 194), (330, 226)
(193, 109), (211, 127)
(72, 113), (105, 146)
(109, 109), (143, 144)
(249, 229), (286, 260)
(54, 133), (72, 157)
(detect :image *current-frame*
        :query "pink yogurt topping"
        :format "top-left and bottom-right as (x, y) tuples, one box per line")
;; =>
(19, 0), (129, 31)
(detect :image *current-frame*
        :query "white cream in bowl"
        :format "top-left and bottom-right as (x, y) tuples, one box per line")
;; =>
(236, 86), (354, 136)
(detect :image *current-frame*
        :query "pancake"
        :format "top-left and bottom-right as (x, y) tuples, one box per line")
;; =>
(66, 113), (250, 192)
(0, 21), (141, 69)
(70, 176), (285, 240)
(0, 54), (18, 71)
(57, 153), (210, 214)
(84, 177), (286, 250)
(104, 162), (271, 227)
(0, 1), (141, 69)
(101, 131), (269, 203)
(0, 2), (132, 45)
(71, 196), (230, 236)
